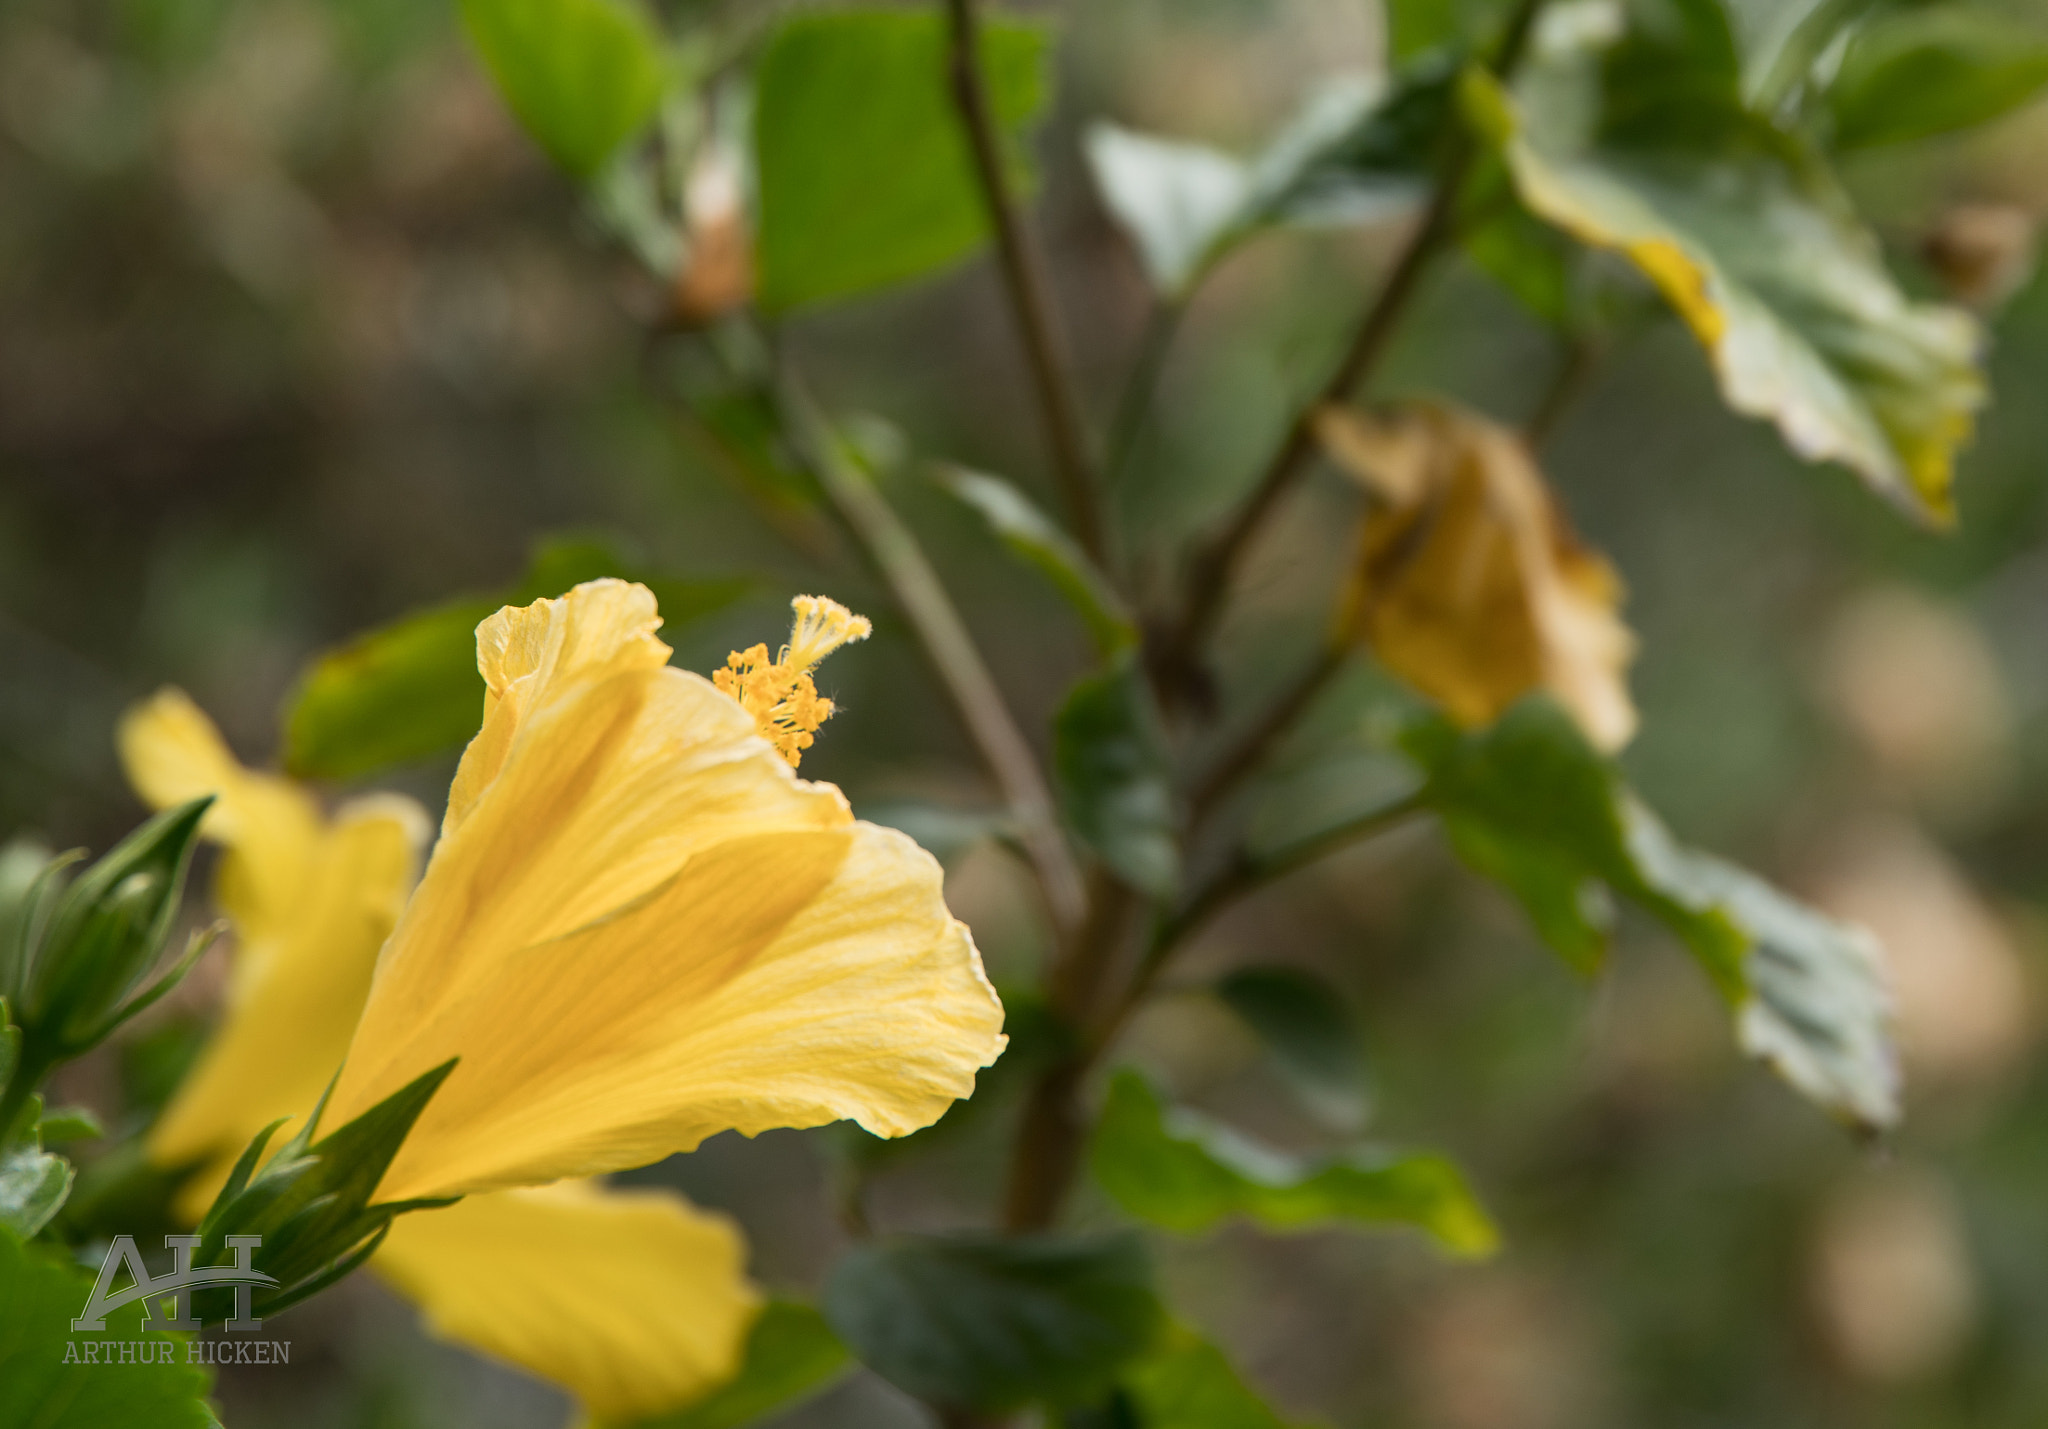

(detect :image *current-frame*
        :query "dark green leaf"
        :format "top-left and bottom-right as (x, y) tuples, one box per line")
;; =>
(607, 1300), (850, 1429)
(1054, 652), (1180, 899)
(1404, 698), (1899, 1128)
(1493, 7), (1983, 523)
(938, 466), (1135, 655)
(283, 537), (749, 781)
(1216, 968), (1370, 1132)
(460, 0), (673, 177)
(525, 536), (754, 633)
(0, 1231), (215, 1428)
(825, 1231), (1165, 1413)
(1091, 1070), (1497, 1255)
(752, 9), (1049, 312)
(1828, 9), (2048, 151)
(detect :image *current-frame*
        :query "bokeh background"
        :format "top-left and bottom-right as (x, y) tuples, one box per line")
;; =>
(5, 0), (2048, 1426)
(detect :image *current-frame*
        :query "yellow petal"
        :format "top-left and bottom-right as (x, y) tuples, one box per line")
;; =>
(118, 688), (327, 952)
(345, 818), (1006, 1199)
(372, 1182), (758, 1421)
(1320, 403), (1638, 751)
(147, 792), (428, 1219)
(323, 580), (1002, 1198)
(119, 688), (430, 1216)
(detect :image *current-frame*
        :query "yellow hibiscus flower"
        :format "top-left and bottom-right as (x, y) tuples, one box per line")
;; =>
(118, 579), (1007, 1421)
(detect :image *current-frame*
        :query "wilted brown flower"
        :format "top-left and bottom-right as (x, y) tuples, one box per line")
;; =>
(1317, 400), (1636, 750)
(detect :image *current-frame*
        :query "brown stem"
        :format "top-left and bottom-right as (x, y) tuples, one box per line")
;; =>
(1152, 0), (1554, 700)
(1105, 299), (1184, 484)
(1522, 335), (1605, 450)
(1002, 792), (1427, 1229)
(1003, 869), (1136, 1230)
(1188, 640), (1349, 823)
(1163, 180), (1459, 682)
(1003, 1056), (1091, 1232)
(1094, 790), (1430, 1054)
(943, 0), (1108, 566)
(777, 362), (1090, 936)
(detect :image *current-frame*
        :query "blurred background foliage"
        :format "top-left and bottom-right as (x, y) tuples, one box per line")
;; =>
(5, 0), (2048, 1426)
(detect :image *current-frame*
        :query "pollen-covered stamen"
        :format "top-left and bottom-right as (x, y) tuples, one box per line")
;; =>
(713, 595), (872, 767)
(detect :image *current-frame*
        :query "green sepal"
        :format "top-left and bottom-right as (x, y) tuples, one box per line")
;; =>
(189, 1058), (457, 1324)
(34, 1105), (102, 1145)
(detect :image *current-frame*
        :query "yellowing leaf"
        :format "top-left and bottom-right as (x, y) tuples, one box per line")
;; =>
(374, 1182), (759, 1422)
(1486, 19), (1985, 522)
(1317, 401), (1637, 752)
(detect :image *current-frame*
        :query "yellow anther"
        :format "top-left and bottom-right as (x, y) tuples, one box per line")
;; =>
(713, 595), (872, 767)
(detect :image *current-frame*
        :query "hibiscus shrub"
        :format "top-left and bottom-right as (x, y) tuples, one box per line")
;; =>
(5, 0), (2048, 1426)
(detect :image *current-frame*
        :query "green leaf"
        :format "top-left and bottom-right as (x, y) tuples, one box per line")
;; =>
(0, 1231), (215, 1428)
(460, 0), (673, 177)
(1215, 968), (1370, 1132)
(0, 1129), (72, 1240)
(1054, 652), (1180, 899)
(1492, 9), (1984, 523)
(283, 536), (749, 781)
(1122, 1330), (1300, 1429)
(1827, 8), (2048, 151)
(1388, 0), (1508, 63)
(1459, 161), (1581, 328)
(1091, 1070), (1497, 1256)
(284, 594), (501, 783)
(824, 1231), (1165, 1413)
(607, 1300), (850, 1429)
(1083, 125), (1254, 296)
(1403, 698), (1900, 1129)
(752, 9), (1049, 313)
(938, 466), (1135, 655)
(1082, 71), (1424, 299)
(1067, 1327), (1303, 1429)
(1729, 0), (1882, 113)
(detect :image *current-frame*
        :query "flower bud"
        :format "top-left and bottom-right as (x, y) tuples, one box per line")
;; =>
(20, 796), (211, 1054)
